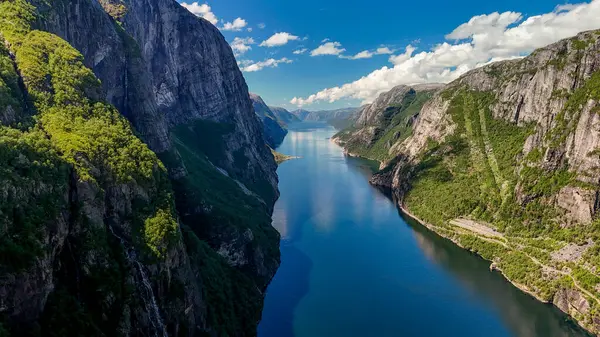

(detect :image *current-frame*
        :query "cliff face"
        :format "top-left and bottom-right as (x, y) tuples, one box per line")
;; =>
(333, 84), (442, 163)
(370, 30), (600, 333)
(0, 0), (280, 336)
(120, 0), (278, 199)
(33, 0), (278, 203)
(250, 93), (287, 148)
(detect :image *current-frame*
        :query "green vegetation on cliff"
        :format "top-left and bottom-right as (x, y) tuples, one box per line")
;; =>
(168, 124), (280, 277)
(0, 1), (181, 334)
(398, 66), (600, 328)
(335, 90), (435, 163)
(404, 90), (534, 228)
(160, 120), (280, 336)
(0, 0), (281, 336)
(0, 128), (69, 271)
(183, 228), (265, 337)
(0, 0), (178, 259)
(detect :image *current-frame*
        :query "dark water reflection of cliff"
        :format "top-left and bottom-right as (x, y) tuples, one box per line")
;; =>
(258, 123), (591, 337)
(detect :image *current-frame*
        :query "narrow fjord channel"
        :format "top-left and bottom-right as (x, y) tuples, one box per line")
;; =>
(258, 123), (590, 337)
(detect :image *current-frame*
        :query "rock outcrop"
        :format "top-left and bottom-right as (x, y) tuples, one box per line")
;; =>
(0, 0), (281, 336)
(333, 84), (442, 163)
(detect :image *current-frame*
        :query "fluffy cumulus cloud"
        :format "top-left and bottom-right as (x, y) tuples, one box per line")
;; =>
(221, 17), (247, 31)
(241, 58), (293, 72)
(180, 2), (218, 25)
(230, 37), (255, 55)
(260, 32), (299, 47)
(310, 42), (346, 56)
(291, 0), (600, 106)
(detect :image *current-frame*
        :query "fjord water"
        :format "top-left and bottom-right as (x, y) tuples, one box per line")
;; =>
(258, 123), (590, 337)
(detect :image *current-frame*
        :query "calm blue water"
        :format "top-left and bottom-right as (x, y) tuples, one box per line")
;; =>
(258, 123), (590, 337)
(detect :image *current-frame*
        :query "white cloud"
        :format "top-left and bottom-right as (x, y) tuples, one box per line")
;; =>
(247, 27), (253, 32)
(388, 45), (416, 65)
(260, 32), (300, 47)
(341, 50), (372, 59)
(221, 17), (247, 31)
(311, 42), (346, 56)
(321, 38), (330, 43)
(241, 58), (293, 72)
(340, 46), (395, 60)
(293, 48), (308, 55)
(180, 2), (218, 25)
(446, 11), (522, 40)
(237, 59), (254, 67)
(230, 37), (255, 55)
(376, 47), (394, 54)
(291, 0), (600, 106)
(258, 23), (266, 29)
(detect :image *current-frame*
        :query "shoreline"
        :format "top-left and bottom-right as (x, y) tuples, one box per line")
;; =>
(397, 204), (595, 333)
(330, 137), (385, 168)
(399, 205), (548, 301)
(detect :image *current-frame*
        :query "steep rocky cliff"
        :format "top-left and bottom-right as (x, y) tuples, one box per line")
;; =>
(369, 30), (600, 333)
(249, 93), (287, 148)
(333, 84), (442, 163)
(0, 0), (280, 336)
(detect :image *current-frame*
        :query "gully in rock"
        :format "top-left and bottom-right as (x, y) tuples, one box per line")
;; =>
(108, 226), (168, 337)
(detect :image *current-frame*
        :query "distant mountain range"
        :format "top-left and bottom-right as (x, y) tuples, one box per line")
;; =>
(269, 106), (301, 125)
(250, 92), (360, 146)
(291, 107), (359, 122)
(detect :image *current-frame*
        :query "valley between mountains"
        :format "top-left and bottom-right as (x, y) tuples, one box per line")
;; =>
(1, 0), (600, 336)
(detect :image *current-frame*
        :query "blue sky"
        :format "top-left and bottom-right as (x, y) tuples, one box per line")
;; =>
(179, 0), (600, 110)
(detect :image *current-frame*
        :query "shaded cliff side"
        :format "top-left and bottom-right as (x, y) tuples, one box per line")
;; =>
(0, 0), (281, 336)
(250, 93), (287, 148)
(369, 30), (600, 334)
